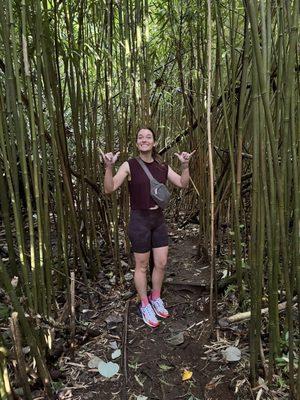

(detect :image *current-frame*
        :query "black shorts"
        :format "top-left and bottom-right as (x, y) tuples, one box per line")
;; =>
(128, 209), (169, 253)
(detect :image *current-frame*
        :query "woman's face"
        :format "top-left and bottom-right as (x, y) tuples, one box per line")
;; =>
(136, 129), (156, 153)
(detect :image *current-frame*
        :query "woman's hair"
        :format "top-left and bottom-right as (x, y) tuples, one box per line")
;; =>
(136, 126), (163, 163)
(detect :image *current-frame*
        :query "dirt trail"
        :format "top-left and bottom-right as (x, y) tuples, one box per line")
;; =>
(60, 229), (238, 400)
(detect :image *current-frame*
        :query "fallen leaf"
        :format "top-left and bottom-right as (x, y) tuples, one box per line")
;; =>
(22, 346), (30, 354)
(218, 318), (230, 328)
(111, 349), (121, 359)
(98, 361), (119, 378)
(136, 396), (148, 400)
(105, 313), (123, 324)
(182, 369), (193, 381)
(166, 332), (184, 346)
(222, 346), (241, 362)
(124, 272), (133, 281)
(11, 276), (18, 287)
(88, 356), (103, 368)
(159, 364), (173, 371)
(109, 341), (118, 350)
(109, 276), (116, 285)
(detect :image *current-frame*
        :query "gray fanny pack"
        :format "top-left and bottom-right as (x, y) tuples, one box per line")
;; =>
(136, 157), (171, 209)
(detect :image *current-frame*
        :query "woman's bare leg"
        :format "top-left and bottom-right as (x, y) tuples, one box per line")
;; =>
(134, 251), (150, 301)
(151, 246), (168, 295)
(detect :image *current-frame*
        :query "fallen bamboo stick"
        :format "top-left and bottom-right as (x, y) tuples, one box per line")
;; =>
(219, 296), (297, 326)
(164, 279), (207, 288)
(70, 271), (76, 353)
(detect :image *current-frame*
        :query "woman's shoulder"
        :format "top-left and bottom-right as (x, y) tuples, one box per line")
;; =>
(117, 160), (130, 174)
(127, 158), (138, 168)
(126, 158), (138, 176)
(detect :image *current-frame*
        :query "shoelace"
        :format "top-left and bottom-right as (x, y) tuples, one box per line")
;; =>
(152, 298), (166, 311)
(143, 304), (157, 320)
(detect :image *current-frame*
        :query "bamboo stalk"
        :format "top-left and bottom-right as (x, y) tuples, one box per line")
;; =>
(21, 0), (46, 315)
(249, 57), (260, 385)
(0, 5), (33, 309)
(0, 166), (18, 276)
(10, 312), (32, 399)
(34, 0), (53, 316)
(70, 271), (75, 352)
(0, 258), (53, 397)
(0, 339), (13, 400)
(6, 0), (38, 311)
(206, 0), (216, 322)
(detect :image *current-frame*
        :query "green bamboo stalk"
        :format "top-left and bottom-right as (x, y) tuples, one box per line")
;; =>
(43, 0), (91, 296)
(0, 4), (33, 309)
(236, 17), (250, 207)
(282, 0), (299, 393)
(245, 0), (295, 393)
(0, 257), (53, 397)
(206, 0), (216, 321)
(256, 94), (265, 377)
(10, 313), (32, 399)
(40, 0), (71, 298)
(34, 0), (53, 316)
(0, 166), (18, 277)
(21, 0), (46, 315)
(249, 58), (260, 384)
(103, 0), (123, 280)
(0, 337), (13, 400)
(258, 0), (278, 377)
(214, 3), (243, 296)
(6, 0), (38, 310)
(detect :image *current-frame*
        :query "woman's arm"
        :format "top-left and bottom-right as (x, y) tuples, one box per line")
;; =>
(102, 151), (130, 193)
(167, 151), (195, 189)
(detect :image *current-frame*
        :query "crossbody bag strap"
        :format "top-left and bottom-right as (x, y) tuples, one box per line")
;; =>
(136, 157), (156, 182)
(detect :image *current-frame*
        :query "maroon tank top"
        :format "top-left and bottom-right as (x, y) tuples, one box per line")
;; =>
(128, 158), (168, 210)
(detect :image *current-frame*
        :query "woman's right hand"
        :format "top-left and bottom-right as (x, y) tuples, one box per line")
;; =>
(102, 151), (120, 167)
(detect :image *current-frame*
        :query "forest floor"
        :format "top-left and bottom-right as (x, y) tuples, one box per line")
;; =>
(54, 223), (254, 400)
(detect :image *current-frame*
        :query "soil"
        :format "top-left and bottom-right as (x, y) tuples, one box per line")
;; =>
(55, 225), (251, 400)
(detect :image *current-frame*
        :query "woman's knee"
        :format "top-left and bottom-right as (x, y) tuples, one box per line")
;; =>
(154, 258), (167, 271)
(152, 246), (168, 271)
(135, 259), (149, 274)
(134, 251), (150, 274)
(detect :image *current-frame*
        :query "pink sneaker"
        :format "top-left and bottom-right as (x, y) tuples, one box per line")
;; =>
(139, 304), (160, 327)
(149, 297), (170, 318)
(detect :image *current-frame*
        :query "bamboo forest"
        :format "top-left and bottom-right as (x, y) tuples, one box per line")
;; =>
(0, 0), (299, 399)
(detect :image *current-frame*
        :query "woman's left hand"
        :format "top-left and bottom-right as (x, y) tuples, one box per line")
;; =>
(174, 150), (196, 164)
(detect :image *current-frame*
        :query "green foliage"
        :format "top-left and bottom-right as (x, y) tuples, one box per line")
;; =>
(224, 283), (237, 299)
(0, 304), (10, 322)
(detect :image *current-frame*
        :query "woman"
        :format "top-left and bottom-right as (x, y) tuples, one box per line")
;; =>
(103, 127), (195, 327)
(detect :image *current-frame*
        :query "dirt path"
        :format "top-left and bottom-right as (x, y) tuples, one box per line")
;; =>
(58, 229), (239, 400)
